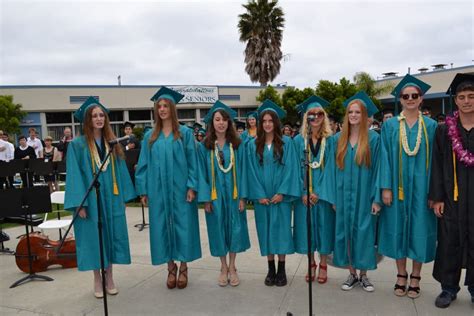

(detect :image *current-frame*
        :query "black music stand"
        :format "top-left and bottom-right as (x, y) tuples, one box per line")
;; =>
(126, 150), (148, 231)
(0, 187), (53, 288)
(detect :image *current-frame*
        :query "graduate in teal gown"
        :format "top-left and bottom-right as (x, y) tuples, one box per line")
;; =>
(378, 74), (437, 299)
(197, 101), (250, 287)
(318, 91), (381, 292)
(240, 111), (258, 144)
(293, 95), (335, 284)
(135, 87), (201, 290)
(65, 97), (136, 298)
(242, 100), (300, 287)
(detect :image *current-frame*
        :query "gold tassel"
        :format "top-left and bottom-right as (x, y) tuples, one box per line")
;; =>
(398, 129), (404, 201)
(422, 118), (429, 172)
(111, 155), (119, 195)
(452, 150), (458, 202)
(210, 150), (217, 201)
(232, 151), (238, 199)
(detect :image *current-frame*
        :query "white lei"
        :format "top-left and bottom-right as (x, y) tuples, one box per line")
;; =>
(90, 141), (111, 171)
(398, 111), (423, 156)
(305, 136), (326, 169)
(214, 141), (234, 173)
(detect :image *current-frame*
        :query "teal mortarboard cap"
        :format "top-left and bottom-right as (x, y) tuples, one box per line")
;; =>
(246, 111), (258, 119)
(343, 91), (379, 117)
(74, 96), (109, 123)
(235, 121), (246, 130)
(203, 100), (237, 124)
(150, 86), (184, 104)
(296, 95), (330, 114)
(258, 99), (286, 120)
(197, 128), (206, 136)
(143, 126), (153, 134)
(391, 74), (431, 97)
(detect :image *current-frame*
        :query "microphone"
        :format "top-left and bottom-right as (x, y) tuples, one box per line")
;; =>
(307, 114), (316, 122)
(108, 135), (132, 145)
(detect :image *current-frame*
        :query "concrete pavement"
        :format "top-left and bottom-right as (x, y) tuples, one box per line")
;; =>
(1, 207), (473, 315)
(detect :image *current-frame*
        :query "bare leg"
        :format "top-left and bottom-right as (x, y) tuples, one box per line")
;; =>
(318, 254), (328, 280)
(410, 260), (422, 288)
(228, 253), (240, 286)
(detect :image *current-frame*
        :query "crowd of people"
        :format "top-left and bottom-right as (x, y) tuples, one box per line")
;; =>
(1, 73), (472, 310)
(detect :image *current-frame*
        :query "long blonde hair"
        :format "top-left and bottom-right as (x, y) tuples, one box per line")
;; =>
(300, 109), (332, 140)
(336, 100), (371, 169)
(82, 106), (124, 159)
(149, 98), (181, 145)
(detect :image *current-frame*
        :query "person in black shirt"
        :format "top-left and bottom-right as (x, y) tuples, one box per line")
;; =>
(14, 135), (36, 187)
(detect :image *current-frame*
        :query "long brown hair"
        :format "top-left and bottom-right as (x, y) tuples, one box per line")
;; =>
(149, 98), (181, 145)
(336, 100), (371, 169)
(82, 105), (124, 159)
(255, 110), (284, 165)
(204, 109), (241, 150)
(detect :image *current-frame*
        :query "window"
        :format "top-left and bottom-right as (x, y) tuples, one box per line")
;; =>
(108, 110), (123, 122)
(46, 112), (72, 124)
(129, 110), (152, 121)
(238, 108), (257, 118)
(177, 109), (196, 120)
(200, 109), (210, 122)
(47, 126), (72, 141)
(219, 95), (240, 101)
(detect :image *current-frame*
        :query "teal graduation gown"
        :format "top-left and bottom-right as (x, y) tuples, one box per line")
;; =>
(135, 126), (202, 265)
(197, 142), (250, 257)
(242, 136), (300, 256)
(318, 130), (381, 270)
(293, 134), (335, 255)
(64, 137), (136, 271)
(240, 130), (256, 146)
(378, 116), (437, 263)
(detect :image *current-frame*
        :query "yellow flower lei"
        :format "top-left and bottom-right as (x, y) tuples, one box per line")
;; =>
(89, 141), (119, 195)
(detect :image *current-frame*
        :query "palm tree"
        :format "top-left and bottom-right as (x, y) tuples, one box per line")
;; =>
(238, 0), (285, 86)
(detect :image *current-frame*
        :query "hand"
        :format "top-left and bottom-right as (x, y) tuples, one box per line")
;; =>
(239, 199), (246, 212)
(140, 195), (148, 206)
(23, 156), (30, 160)
(302, 195), (309, 206)
(270, 194), (283, 204)
(128, 142), (136, 149)
(204, 202), (213, 213)
(259, 198), (270, 205)
(382, 189), (392, 206)
(428, 199), (434, 209)
(186, 189), (195, 202)
(371, 202), (381, 215)
(0, 146), (5, 152)
(433, 202), (444, 218)
(332, 204), (336, 211)
(309, 193), (319, 205)
(78, 207), (87, 219)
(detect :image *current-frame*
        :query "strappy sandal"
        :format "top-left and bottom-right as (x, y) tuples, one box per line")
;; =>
(394, 273), (408, 296)
(305, 262), (317, 283)
(166, 263), (178, 289)
(229, 268), (240, 287)
(317, 264), (328, 284)
(407, 274), (421, 299)
(218, 268), (228, 287)
(177, 265), (188, 289)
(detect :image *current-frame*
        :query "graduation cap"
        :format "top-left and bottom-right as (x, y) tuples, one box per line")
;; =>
(123, 121), (135, 129)
(235, 121), (246, 130)
(143, 126), (153, 134)
(74, 96), (109, 123)
(246, 111), (258, 120)
(196, 128), (206, 136)
(343, 91), (379, 117)
(258, 99), (286, 120)
(203, 100), (237, 124)
(296, 95), (330, 114)
(150, 86), (184, 104)
(391, 74), (431, 114)
(446, 73), (474, 112)
(193, 122), (203, 129)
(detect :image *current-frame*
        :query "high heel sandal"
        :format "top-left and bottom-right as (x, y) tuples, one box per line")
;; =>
(166, 263), (178, 289)
(407, 274), (421, 299)
(394, 273), (408, 297)
(177, 265), (188, 289)
(317, 264), (328, 284)
(229, 268), (240, 287)
(305, 262), (317, 283)
(218, 268), (228, 287)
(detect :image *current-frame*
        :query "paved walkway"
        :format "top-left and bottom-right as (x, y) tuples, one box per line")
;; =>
(1, 207), (472, 315)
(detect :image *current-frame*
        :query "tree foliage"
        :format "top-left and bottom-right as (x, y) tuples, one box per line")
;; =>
(238, 0), (285, 86)
(0, 95), (26, 134)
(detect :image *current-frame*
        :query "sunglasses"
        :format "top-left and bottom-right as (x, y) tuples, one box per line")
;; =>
(401, 93), (419, 100)
(218, 150), (225, 166)
(308, 112), (325, 121)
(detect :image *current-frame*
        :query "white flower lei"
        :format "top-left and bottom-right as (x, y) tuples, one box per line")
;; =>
(214, 141), (234, 173)
(398, 111), (423, 156)
(305, 136), (326, 169)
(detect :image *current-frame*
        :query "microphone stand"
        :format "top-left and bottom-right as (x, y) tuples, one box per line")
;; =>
(304, 120), (314, 316)
(57, 142), (118, 316)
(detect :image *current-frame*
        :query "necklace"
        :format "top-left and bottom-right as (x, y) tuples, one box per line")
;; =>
(398, 111), (423, 156)
(305, 136), (326, 169)
(214, 141), (234, 173)
(446, 111), (474, 167)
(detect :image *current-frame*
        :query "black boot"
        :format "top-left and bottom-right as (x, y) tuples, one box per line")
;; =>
(264, 260), (276, 286)
(275, 261), (287, 286)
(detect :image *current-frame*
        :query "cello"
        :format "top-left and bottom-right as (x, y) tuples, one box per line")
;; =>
(15, 232), (77, 273)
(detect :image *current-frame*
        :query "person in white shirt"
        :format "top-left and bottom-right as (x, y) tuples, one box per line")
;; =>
(27, 127), (43, 159)
(0, 130), (15, 189)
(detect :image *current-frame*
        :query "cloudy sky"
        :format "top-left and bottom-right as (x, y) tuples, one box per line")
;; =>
(0, 0), (472, 88)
